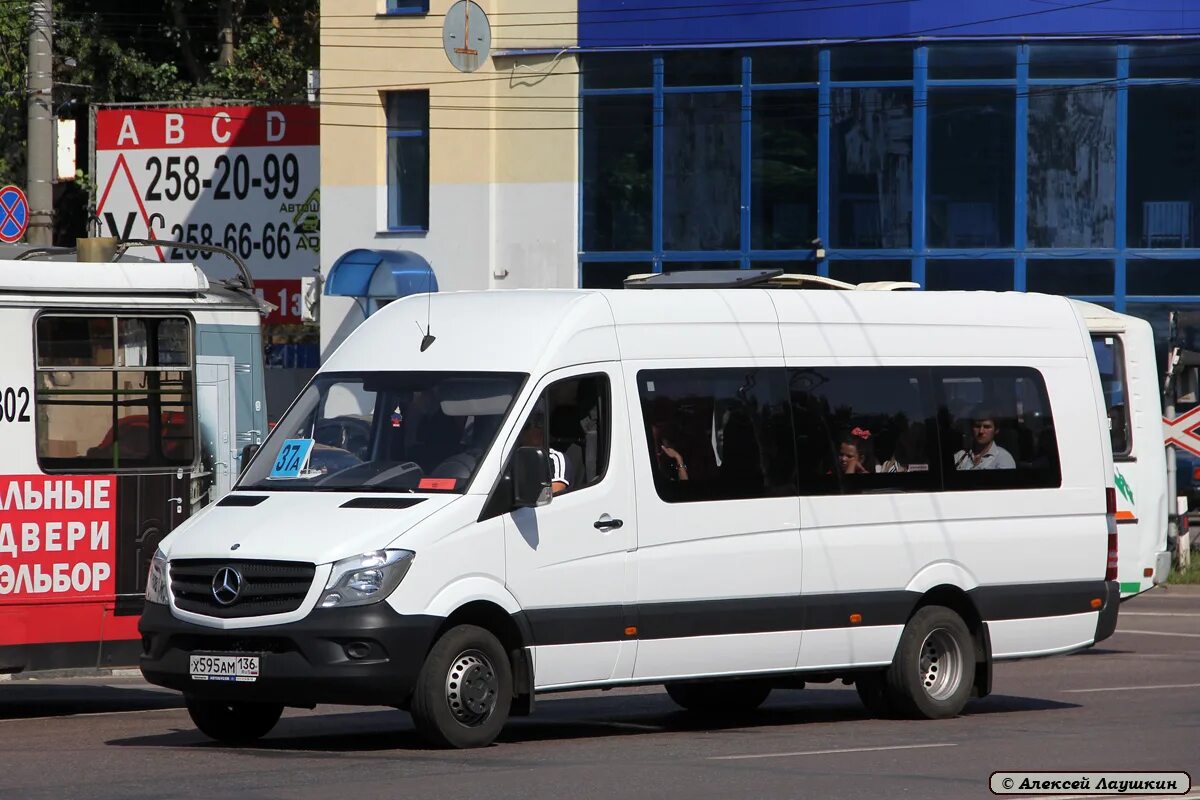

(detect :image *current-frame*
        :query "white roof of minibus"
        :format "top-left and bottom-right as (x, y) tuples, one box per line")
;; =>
(0, 258), (210, 295)
(1067, 298), (1141, 335)
(325, 288), (1088, 375)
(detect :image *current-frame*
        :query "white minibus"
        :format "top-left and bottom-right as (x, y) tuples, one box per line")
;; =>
(139, 270), (1120, 748)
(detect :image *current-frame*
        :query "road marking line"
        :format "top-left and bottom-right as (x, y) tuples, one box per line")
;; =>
(1115, 629), (1200, 639)
(708, 743), (956, 761)
(1063, 682), (1200, 693)
(1121, 612), (1200, 617)
(0, 707), (181, 724)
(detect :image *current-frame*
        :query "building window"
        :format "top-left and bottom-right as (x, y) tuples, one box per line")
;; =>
(830, 88), (913, 248)
(1026, 259), (1113, 296)
(827, 260), (912, 284)
(924, 260), (1013, 291)
(385, 0), (428, 13)
(663, 91), (741, 250)
(1128, 85), (1200, 249)
(35, 315), (195, 471)
(752, 90), (817, 250)
(928, 89), (1015, 248)
(582, 95), (653, 251)
(386, 91), (429, 231)
(1028, 86), (1116, 248)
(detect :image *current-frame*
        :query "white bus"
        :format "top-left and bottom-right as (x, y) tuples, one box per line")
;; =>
(139, 269), (1119, 748)
(0, 242), (267, 673)
(1072, 301), (1172, 598)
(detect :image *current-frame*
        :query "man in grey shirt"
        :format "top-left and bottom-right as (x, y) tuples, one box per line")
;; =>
(954, 409), (1016, 470)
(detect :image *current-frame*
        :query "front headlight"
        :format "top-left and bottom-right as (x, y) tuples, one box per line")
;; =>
(320, 549), (415, 608)
(145, 548), (169, 605)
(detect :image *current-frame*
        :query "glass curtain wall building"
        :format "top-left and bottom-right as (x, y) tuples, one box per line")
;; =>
(579, 41), (1200, 333)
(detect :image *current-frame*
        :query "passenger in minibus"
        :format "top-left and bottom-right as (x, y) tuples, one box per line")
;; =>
(953, 408), (1016, 470)
(519, 409), (571, 494)
(651, 422), (689, 482)
(838, 428), (875, 474)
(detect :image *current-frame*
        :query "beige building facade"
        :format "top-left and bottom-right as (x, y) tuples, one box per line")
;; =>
(319, 0), (579, 354)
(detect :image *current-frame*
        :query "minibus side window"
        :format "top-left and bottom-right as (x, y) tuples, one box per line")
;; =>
(789, 367), (940, 496)
(514, 374), (611, 496)
(34, 315), (195, 471)
(1091, 336), (1132, 458)
(637, 368), (795, 503)
(935, 367), (1062, 491)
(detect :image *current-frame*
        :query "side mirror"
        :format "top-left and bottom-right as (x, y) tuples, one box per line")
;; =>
(512, 446), (552, 508)
(239, 443), (260, 475)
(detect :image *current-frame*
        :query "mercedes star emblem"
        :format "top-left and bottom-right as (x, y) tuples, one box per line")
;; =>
(211, 566), (243, 606)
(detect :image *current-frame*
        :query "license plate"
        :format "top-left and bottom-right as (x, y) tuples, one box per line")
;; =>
(189, 654), (259, 683)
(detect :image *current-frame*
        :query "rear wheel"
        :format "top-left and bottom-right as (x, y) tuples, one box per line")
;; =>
(854, 671), (894, 718)
(410, 624), (512, 749)
(185, 696), (283, 745)
(665, 680), (772, 714)
(884, 605), (976, 719)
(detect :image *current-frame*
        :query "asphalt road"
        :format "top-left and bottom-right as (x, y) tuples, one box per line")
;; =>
(1, 588), (1197, 800)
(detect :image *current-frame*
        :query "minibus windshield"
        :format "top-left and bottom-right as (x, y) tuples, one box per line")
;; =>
(238, 371), (525, 493)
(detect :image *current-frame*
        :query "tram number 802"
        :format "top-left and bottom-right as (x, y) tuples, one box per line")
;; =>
(0, 387), (31, 423)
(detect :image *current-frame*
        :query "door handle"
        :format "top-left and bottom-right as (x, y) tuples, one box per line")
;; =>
(594, 516), (624, 532)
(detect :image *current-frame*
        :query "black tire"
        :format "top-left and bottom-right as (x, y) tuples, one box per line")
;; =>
(410, 624), (512, 749)
(883, 605), (977, 720)
(854, 671), (895, 718)
(185, 696), (283, 745)
(665, 680), (772, 714)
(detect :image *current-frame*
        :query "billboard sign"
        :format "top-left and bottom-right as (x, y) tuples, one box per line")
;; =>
(94, 105), (319, 280)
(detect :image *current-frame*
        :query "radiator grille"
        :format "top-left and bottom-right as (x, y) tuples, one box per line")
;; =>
(171, 559), (315, 619)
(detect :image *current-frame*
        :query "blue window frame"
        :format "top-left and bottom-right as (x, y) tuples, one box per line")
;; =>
(386, 91), (429, 232)
(579, 40), (1200, 325)
(384, 0), (428, 15)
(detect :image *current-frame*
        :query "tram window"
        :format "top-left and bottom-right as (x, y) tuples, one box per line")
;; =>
(35, 315), (196, 471)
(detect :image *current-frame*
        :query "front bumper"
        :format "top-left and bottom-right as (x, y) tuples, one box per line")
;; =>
(1093, 580), (1121, 645)
(138, 602), (442, 707)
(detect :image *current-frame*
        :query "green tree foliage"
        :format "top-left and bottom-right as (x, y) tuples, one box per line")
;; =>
(0, 1), (316, 226)
(0, 11), (30, 188)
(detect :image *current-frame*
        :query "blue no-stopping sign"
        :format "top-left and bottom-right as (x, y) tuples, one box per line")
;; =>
(0, 186), (29, 244)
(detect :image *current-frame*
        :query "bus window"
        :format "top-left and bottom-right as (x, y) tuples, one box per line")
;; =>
(35, 314), (196, 471)
(1091, 335), (1132, 458)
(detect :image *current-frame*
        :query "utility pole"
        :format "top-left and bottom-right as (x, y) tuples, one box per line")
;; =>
(218, 0), (235, 67)
(26, 0), (53, 246)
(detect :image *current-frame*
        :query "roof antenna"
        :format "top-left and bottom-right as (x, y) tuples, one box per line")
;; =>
(418, 267), (435, 352)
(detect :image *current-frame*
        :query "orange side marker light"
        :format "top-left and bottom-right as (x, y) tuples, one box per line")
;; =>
(849, 613), (862, 625)
(1090, 598), (1103, 609)
(624, 626), (638, 636)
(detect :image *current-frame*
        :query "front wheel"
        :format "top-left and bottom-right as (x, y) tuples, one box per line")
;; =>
(665, 680), (772, 714)
(884, 605), (976, 719)
(410, 624), (513, 749)
(185, 696), (283, 745)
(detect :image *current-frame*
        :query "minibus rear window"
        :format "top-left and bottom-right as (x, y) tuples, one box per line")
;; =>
(238, 371), (525, 493)
(1091, 336), (1132, 458)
